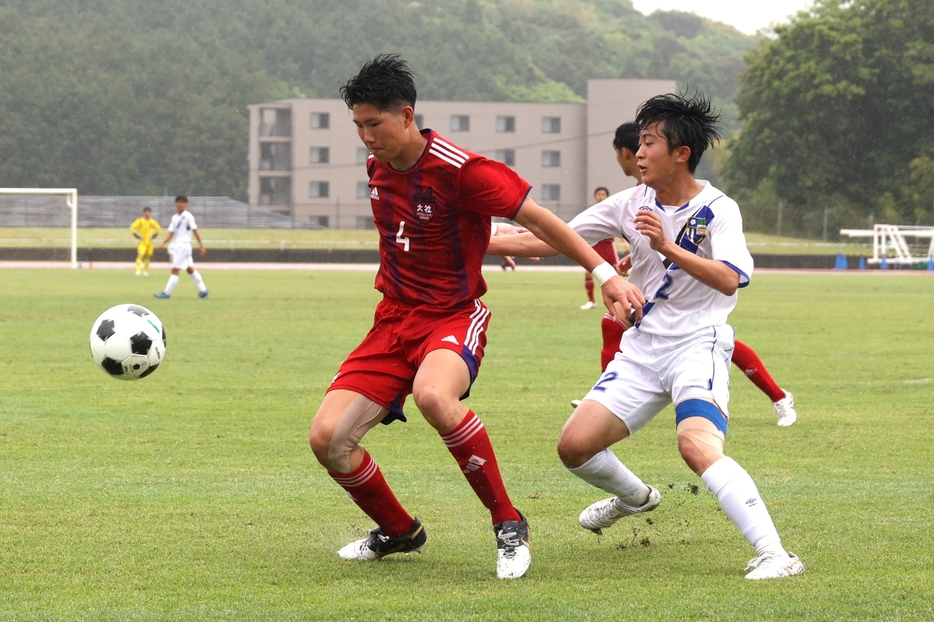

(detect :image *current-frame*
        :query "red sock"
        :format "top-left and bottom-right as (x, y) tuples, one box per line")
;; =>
(329, 450), (414, 538)
(440, 411), (520, 525)
(732, 340), (785, 402)
(600, 315), (626, 371)
(584, 274), (595, 303)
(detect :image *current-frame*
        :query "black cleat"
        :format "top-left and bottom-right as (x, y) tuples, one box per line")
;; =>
(337, 517), (427, 561)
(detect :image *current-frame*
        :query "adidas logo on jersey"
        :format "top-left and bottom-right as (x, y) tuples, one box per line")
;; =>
(462, 455), (487, 474)
(370, 187), (379, 200)
(441, 335), (460, 345)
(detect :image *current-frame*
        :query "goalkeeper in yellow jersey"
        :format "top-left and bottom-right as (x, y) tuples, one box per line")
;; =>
(130, 207), (161, 275)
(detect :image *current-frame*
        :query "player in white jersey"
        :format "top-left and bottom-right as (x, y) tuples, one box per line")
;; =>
(488, 93), (803, 580)
(154, 196), (209, 299)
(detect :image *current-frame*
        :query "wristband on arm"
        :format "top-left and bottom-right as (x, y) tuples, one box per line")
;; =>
(591, 262), (617, 287)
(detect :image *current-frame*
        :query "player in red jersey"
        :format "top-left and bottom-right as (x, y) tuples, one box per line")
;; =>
(580, 187), (619, 310)
(308, 54), (645, 580)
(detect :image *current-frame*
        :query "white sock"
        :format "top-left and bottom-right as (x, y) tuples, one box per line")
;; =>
(190, 270), (207, 292)
(568, 449), (650, 505)
(164, 274), (180, 295)
(701, 456), (786, 556)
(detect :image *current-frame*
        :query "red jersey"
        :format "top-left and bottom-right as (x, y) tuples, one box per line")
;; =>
(593, 238), (619, 265)
(366, 129), (531, 307)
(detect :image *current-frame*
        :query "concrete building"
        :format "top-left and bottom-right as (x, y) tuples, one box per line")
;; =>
(248, 79), (675, 228)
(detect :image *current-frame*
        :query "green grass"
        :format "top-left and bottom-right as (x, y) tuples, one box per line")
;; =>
(1, 268), (933, 621)
(0, 227), (872, 255)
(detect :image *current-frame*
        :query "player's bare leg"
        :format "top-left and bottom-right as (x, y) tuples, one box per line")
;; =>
(310, 389), (424, 561)
(413, 349), (530, 579)
(676, 405), (804, 579)
(559, 401), (660, 533)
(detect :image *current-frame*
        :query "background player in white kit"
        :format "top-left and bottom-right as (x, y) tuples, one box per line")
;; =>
(154, 195), (209, 299)
(488, 92), (804, 580)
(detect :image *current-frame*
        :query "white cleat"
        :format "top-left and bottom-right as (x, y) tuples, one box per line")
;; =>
(495, 511), (531, 579)
(337, 536), (380, 561)
(773, 391), (797, 427)
(579, 486), (661, 534)
(337, 518), (426, 561)
(580, 301), (597, 310)
(745, 551), (805, 580)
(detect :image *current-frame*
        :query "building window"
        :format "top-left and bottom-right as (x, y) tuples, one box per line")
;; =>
(259, 177), (291, 205)
(259, 142), (291, 171)
(541, 150), (561, 167)
(495, 149), (516, 167)
(356, 215), (376, 230)
(259, 108), (291, 137)
(310, 112), (330, 129)
(310, 147), (330, 164)
(310, 181), (329, 198)
(450, 115), (470, 132)
(496, 116), (516, 132)
(356, 181), (371, 199)
(541, 184), (561, 201)
(357, 147), (370, 164)
(542, 116), (561, 133)
(414, 114), (424, 128)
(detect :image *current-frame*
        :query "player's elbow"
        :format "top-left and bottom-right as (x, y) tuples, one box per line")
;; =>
(717, 282), (738, 297)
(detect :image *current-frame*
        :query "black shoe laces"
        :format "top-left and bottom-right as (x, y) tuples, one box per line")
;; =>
(497, 528), (521, 556)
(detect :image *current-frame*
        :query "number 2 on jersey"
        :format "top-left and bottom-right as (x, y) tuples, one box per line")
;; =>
(396, 221), (410, 252)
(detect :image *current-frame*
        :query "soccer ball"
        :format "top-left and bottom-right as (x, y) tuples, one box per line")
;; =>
(89, 304), (166, 380)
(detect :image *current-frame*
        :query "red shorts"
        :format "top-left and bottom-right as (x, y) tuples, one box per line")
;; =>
(329, 297), (491, 424)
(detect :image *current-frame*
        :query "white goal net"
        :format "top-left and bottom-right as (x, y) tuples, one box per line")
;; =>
(0, 188), (79, 268)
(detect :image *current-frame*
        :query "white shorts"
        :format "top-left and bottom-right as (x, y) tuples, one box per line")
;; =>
(168, 243), (194, 270)
(583, 325), (735, 435)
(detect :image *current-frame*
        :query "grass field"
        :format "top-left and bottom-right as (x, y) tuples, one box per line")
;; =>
(2, 268), (933, 621)
(0, 226), (871, 256)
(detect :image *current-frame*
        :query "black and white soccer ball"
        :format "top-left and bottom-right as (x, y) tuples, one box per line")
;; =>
(89, 304), (166, 380)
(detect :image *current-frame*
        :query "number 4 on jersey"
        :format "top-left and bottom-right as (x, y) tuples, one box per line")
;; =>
(396, 221), (410, 252)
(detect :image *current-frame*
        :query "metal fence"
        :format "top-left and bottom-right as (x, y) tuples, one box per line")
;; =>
(0, 195), (317, 229)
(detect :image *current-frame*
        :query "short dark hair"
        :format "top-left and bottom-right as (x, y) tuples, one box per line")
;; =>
(143, 207), (152, 213)
(635, 92), (721, 173)
(612, 122), (640, 154)
(175, 195), (188, 203)
(340, 53), (417, 112)
(593, 186), (609, 197)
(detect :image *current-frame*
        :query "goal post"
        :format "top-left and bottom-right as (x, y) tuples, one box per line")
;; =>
(0, 188), (79, 268)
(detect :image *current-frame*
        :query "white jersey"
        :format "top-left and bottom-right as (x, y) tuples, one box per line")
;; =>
(568, 181), (753, 337)
(167, 210), (199, 246)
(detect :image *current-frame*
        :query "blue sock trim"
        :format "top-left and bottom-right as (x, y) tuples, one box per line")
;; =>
(675, 399), (728, 435)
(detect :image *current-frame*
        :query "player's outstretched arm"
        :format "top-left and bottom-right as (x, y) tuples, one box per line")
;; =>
(513, 198), (645, 321)
(634, 210), (740, 296)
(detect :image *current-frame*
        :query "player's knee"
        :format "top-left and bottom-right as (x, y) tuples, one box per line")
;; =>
(411, 386), (456, 430)
(556, 430), (591, 469)
(675, 399), (727, 476)
(308, 418), (334, 468)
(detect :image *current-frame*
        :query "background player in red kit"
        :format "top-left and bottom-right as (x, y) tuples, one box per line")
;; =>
(580, 186), (620, 310)
(308, 54), (645, 580)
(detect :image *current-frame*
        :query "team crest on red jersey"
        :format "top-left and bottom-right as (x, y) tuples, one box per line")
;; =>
(413, 186), (437, 223)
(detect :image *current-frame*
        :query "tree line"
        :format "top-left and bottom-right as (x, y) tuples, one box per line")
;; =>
(0, 0), (752, 203)
(725, 0), (934, 236)
(2, 0), (928, 238)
